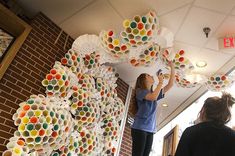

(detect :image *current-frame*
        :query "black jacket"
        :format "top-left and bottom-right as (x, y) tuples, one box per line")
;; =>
(175, 121), (235, 156)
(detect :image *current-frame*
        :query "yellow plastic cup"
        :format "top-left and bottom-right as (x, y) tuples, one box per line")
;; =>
(22, 117), (29, 124)
(140, 30), (146, 36)
(133, 29), (139, 35)
(42, 79), (49, 86)
(88, 139), (92, 145)
(58, 80), (64, 86)
(146, 56), (150, 61)
(35, 110), (42, 117)
(46, 116), (51, 124)
(13, 147), (21, 155)
(30, 130), (38, 137)
(80, 111), (85, 116)
(113, 39), (120, 46)
(123, 19), (130, 28)
(18, 124), (25, 132)
(175, 53), (180, 59)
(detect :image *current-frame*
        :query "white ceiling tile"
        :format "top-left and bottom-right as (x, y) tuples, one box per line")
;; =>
(148, 0), (194, 15)
(59, 0), (123, 38)
(194, 0), (235, 14)
(108, 0), (151, 19)
(18, 0), (95, 24)
(204, 37), (219, 51)
(213, 16), (235, 38)
(159, 4), (190, 35)
(109, 0), (193, 18)
(175, 7), (226, 47)
(232, 8), (235, 15)
(174, 42), (233, 76)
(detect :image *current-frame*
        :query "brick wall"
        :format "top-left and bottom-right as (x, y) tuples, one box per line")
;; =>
(119, 89), (135, 156)
(120, 125), (132, 156)
(116, 78), (129, 103)
(0, 12), (73, 153)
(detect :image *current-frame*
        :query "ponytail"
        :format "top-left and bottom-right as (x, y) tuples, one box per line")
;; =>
(221, 92), (235, 107)
(201, 92), (235, 124)
(129, 90), (138, 117)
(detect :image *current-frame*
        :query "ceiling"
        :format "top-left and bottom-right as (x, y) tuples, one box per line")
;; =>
(17, 0), (235, 129)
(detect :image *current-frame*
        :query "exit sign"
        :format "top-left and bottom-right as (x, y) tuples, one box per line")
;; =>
(219, 36), (235, 50)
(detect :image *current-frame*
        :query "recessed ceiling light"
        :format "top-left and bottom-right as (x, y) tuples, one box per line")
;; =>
(162, 103), (168, 107)
(196, 61), (207, 68)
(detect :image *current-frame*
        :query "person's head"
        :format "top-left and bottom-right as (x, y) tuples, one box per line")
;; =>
(135, 73), (154, 91)
(199, 92), (235, 125)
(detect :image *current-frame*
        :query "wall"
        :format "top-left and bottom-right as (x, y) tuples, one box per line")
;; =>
(0, 12), (73, 154)
(119, 89), (135, 156)
(116, 78), (129, 104)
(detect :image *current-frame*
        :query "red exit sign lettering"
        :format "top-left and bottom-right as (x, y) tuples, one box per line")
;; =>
(224, 37), (234, 48)
(219, 36), (235, 50)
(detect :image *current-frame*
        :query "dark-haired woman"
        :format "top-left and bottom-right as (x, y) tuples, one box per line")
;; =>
(131, 62), (175, 156)
(175, 93), (235, 156)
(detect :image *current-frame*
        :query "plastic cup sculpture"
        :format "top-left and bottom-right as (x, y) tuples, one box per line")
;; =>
(101, 116), (119, 142)
(3, 137), (29, 156)
(205, 74), (234, 92)
(77, 73), (96, 97)
(42, 67), (70, 98)
(8, 95), (73, 155)
(121, 11), (159, 47)
(96, 77), (110, 102)
(175, 73), (199, 88)
(83, 52), (101, 76)
(71, 95), (100, 129)
(129, 44), (160, 67)
(102, 97), (125, 121)
(159, 48), (175, 66)
(61, 49), (84, 73)
(101, 141), (118, 156)
(50, 132), (80, 156)
(100, 30), (130, 59)
(77, 128), (98, 155)
(3, 47), (125, 156)
(173, 50), (194, 72)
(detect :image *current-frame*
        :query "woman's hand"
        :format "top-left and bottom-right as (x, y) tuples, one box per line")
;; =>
(163, 61), (175, 93)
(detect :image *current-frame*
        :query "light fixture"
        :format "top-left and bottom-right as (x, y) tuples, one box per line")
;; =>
(162, 103), (168, 107)
(196, 61), (207, 68)
(203, 27), (211, 38)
